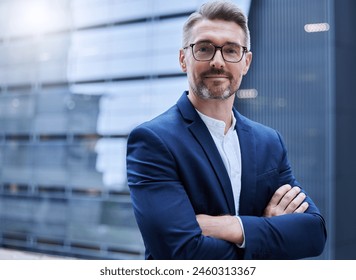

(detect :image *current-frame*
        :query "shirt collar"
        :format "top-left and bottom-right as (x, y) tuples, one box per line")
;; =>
(196, 110), (236, 138)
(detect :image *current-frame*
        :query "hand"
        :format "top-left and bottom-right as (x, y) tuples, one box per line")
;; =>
(263, 184), (309, 217)
(196, 214), (244, 245)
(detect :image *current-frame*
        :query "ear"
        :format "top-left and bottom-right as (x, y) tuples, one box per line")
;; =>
(242, 51), (253, 75)
(179, 49), (187, 72)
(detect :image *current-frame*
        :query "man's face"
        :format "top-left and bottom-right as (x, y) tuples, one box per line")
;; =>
(180, 19), (252, 100)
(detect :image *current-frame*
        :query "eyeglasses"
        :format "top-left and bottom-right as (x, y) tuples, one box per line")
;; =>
(184, 42), (248, 63)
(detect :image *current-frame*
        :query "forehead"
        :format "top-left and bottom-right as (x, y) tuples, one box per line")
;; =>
(190, 19), (244, 45)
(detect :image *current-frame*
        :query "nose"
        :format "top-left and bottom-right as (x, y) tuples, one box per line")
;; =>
(210, 48), (225, 69)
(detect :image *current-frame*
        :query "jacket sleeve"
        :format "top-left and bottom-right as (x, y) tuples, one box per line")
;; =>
(126, 125), (243, 259)
(240, 213), (327, 259)
(240, 131), (327, 259)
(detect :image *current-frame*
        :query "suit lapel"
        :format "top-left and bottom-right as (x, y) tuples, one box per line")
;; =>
(234, 110), (257, 215)
(177, 93), (236, 214)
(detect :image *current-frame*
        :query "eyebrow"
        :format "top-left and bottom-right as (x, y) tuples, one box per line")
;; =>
(195, 39), (242, 46)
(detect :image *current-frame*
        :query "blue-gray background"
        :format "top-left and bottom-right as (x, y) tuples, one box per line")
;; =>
(0, 0), (355, 259)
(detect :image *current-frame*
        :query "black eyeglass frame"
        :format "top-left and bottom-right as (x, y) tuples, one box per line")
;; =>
(184, 42), (248, 63)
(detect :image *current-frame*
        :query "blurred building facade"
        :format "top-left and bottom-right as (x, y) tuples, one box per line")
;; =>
(0, 0), (354, 259)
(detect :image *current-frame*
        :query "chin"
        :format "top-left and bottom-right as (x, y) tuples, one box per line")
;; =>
(191, 81), (236, 100)
(208, 88), (235, 100)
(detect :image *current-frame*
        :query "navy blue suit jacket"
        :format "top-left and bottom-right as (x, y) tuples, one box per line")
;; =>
(126, 92), (327, 259)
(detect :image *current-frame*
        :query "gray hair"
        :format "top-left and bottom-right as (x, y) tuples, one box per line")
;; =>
(182, 1), (251, 50)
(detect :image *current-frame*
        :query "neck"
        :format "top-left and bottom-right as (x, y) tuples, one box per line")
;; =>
(188, 91), (235, 133)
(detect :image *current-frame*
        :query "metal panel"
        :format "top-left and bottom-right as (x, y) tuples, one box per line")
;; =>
(238, 0), (333, 259)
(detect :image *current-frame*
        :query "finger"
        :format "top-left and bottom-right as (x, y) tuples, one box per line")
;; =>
(284, 191), (306, 213)
(293, 201), (309, 213)
(278, 186), (301, 210)
(268, 184), (292, 207)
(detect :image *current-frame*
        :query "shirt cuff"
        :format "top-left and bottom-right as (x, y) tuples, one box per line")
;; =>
(235, 216), (246, 248)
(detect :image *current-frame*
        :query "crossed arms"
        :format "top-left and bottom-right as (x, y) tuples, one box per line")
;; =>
(197, 184), (309, 245)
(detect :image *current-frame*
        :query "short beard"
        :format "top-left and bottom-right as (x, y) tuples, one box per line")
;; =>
(189, 68), (237, 100)
(192, 82), (235, 100)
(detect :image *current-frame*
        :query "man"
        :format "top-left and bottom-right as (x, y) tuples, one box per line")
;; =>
(126, 0), (327, 259)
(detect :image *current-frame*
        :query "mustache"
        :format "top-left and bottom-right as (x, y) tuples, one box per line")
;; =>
(201, 68), (232, 78)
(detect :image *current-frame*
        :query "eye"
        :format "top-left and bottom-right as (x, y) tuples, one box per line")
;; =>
(199, 46), (209, 52)
(195, 43), (213, 53)
(224, 45), (239, 54)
